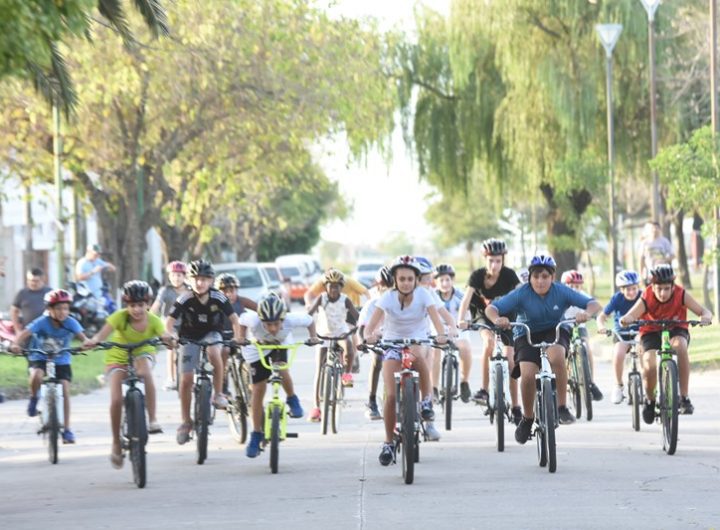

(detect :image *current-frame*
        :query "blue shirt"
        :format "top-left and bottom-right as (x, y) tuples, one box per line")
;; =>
(436, 288), (464, 321)
(603, 291), (641, 332)
(491, 283), (594, 338)
(26, 315), (84, 365)
(77, 257), (108, 298)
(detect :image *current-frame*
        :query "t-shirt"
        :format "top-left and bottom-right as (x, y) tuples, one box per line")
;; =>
(12, 286), (52, 324)
(169, 288), (235, 340)
(639, 284), (687, 335)
(467, 267), (520, 319)
(491, 283), (594, 339)
(376, 287), (437, 340)
(603, 291), (641, 332)
(76, 257), (109, 298)
(103, 309), (166, 365)
(642, 236), (673, 273)
(316, 293), (350, 335)
(221, 298), (246, 333)
(307, 277), (368, 306)
(154, 284), (189, 317)
(239, 311), (313, 363)
(436, 288), (464, 322)
(26, 315), (83, 365)
(358, 298), (380, 328)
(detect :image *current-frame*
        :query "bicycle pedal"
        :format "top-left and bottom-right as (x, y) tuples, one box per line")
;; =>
(286, 432), (298, 438)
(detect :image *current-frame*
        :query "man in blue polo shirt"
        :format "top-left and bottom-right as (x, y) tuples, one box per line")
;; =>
(485, 254), (602, 444)
(74, 244), (116, 299)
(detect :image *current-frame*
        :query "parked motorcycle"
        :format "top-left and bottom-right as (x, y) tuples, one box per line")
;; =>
(67, 282), (108, 335)
(0, 312), (16, 342)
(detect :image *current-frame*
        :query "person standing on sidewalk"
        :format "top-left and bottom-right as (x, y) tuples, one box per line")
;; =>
(10, 268), (52, 334)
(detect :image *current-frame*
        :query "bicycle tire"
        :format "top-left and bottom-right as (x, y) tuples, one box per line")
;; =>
(443, 356), (453, 431)
(195, 378), (212, 465)
(414, 429), (420, 463)
(400, 376), (416, 484)
(270, 406), (280, 474)
(579, 344), (593, 421)
(568, 353), (582, 419)
(47, 389), (59, 465)
(543, 378), (557, 473)
(127, 389), (147, 488)
(494, 363), (505, 452)
(536, 386), (547, 468)
(331, 364), (343, 434)
(226, 363), (248, 444)
(660, 359), (679, 455)
(629, 372), (641, 432)
(321, 366), (332, 435)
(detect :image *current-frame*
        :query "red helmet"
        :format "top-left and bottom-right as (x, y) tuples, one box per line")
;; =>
(44, 289), (73, 307)
(166, 261), (187, 274)
(561, 270), (584, 285)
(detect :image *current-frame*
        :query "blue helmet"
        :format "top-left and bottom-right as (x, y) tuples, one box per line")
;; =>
(615, 270), (639, 288)
(528, 254), (556, 273)
(415, 256), (433, 275)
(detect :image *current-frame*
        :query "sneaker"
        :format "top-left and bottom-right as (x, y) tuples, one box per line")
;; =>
(679, 396), (694, 415)
(286, 395), (304, 418)
(163, 378), (177, 391)
(590, 382), (604, 401)
(473, 388), (489, 405)
(612, 385), (625, 404)
(341, 373), (354, 388)
(558, 406), (576, 425)
(460, 382), (471, 403)
(62, 429), (76, 444)
(176, 422), (192, 445)
(27, 396), (39, 417)
(308, 407), (321, 422)
(365, 401), (382, 420)
(148, 421), (163, 434)
(110, 451), (124, 469)
(425, 422), (441, 441)
(378, 442), (394, 466)
(212, 393), (229, 409)
(643, 400), (655, 424)
(511, 406), (522, 426)
(515, 416), (533, 444)
(246, 431), (264, 458)
(420, 398), (435, 421)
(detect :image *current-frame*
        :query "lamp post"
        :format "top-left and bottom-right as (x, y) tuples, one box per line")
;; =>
(640, 0), (662, 225)
(596, 23), (623, 291)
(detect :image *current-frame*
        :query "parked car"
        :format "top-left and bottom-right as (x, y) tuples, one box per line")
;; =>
(275, 254), (322, 284)
(259, 262), (292, 308)
(275, 264), (307, 302)
(352, 261), (385, 288)
(214, 262), (273, 303)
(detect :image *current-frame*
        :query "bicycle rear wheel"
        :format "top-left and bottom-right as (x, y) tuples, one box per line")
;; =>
(126, 389), (147, 488)
(568, 353), (582, 420)
(226, 363), (248, 444)
(195, 378), (212, 465)
(321, 366), (332, 435)
(579, 345), (593, 421)
(543, 378), (557, 473)
(660, 359), (679, 455)
(443, 356), (453, 431)
(629, 372), (642, 432)
(47, 390), (59, 465)
(270, 406), (281, 474)
(400, 376), (416, 485)
(494, 363), (504, 452)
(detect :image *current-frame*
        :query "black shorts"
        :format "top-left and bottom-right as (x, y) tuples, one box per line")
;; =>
(249, 350), (288, 384)
(641, 328), (690, 351)
(28, 361), (72, 382)
(512, 326), (571, 379)
(474, 316), (514, 347)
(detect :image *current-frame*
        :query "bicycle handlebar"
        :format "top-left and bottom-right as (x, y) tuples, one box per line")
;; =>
(8, 347), (86, 357)
(177, 338), (237, 348)
(317, 328), (358, 342)
(95, 338), (165, 351)
(509, 320), (575, 349)
(600, 328), (639, 344)
(635, 319), (708, 328)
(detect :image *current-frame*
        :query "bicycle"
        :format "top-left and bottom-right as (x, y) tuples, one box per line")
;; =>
(317, 328), (357, 435)
(225, 343), (252, 444)
(2, 345), (84, 464)
(94, 338), (162, 488)
(436, 340), (459, 432)
(471, 322), (512, 452)
(566, 323), (593, 421)
(510, 321), (573, 474)
(602, 328), (642, 431)
(178, 337), (236, 465)
(635, 319), (706, 455)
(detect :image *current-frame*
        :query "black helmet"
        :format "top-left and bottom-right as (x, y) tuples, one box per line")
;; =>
(482, 238), (507, 256)
(188, 259), (215, 278)
(375, 265), (393, 288)
(650, 264), (675, 284)
(257, 293), (287, 322)
(215, 273), (240, 290)
(122, 280), (153, 303)
(434, 263), (455, 278)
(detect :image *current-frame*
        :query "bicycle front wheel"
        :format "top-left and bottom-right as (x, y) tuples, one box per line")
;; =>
(494, 363), (505, 452)
(542, 378), (557, 473)
(270, 406), (281, 474)
(321, 366), (332, 435)
(195, 378), (212, 465)
(47, 390), (59, 465)
(400, 376), (416, 485)
(579, 345), (593, 421)
(126, 389), (147, 488)
(535, 391), (547, 468)
(659, 359), (679, 455)
(443, 356), (453, 431)
(331, 366), (343, 434)
(568, 353), (582, 420)
(629, 372), (642, 432)
(226, 363), (248, 444)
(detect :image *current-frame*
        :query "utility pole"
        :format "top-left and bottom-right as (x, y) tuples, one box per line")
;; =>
(53, 104), (65, 288)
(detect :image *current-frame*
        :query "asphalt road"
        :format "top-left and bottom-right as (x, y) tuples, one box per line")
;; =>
(1, 334), (719, 530)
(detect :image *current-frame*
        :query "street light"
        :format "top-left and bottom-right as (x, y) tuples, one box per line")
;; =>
(596, 23), (623, 291)
(639, 0), (663, 225)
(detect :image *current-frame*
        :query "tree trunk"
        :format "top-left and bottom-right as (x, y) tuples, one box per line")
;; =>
(465, 241), (474, 272)
(673, 209), (691, 289)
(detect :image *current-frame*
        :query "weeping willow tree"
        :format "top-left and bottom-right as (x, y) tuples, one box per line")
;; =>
(393, 0), (696, 274)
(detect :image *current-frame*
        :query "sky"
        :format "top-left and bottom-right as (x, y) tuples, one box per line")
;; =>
(316, 0), (451, 248)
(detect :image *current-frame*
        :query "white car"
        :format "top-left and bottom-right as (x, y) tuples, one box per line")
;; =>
(275, 254), (322, 284)
(259, 262), (292, 308)
(352, 261), (385, 288)
(214, 262), (273, 303)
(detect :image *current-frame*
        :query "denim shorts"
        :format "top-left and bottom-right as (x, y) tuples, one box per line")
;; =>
(180, 331), (222, 374)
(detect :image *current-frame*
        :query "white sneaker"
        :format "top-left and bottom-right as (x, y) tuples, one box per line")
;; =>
(213, 393), (229, 409)
(425, 422), (441, 442)
(612, 385), (624, 404)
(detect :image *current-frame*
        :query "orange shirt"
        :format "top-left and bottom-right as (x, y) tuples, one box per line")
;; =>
(639, 284), (687, 335)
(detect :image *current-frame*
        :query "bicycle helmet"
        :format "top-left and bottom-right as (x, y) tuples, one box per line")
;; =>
(389, 255), (421, 277)
(323, 268), (345, 286)
(649, 264), (675, 284)
(561, 270), (584, 285)
(122, 280), (153, 303)
(166, 260), (187, 274)
(257, 293), (287, 322)
(482, 238), (507, 256)
(615, 270), (640, 288)
(44, 289), (73, 307)
(415, 256), (433, 276)
(374, 265), (393, 288)
(187, 259), (215, 278)
(215, 273), (240, 290)
(434, 263), (456, 278)
(528, 254), (557, 274)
